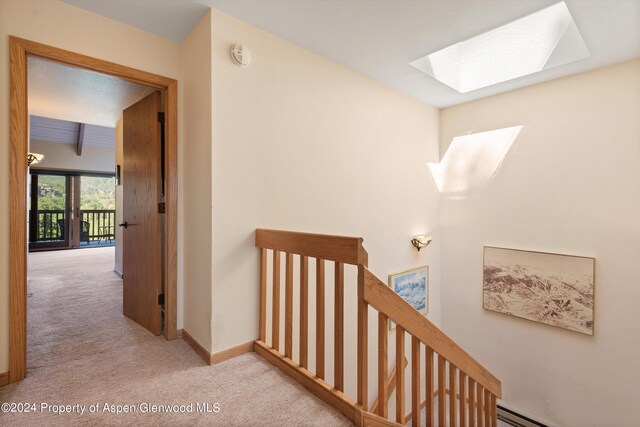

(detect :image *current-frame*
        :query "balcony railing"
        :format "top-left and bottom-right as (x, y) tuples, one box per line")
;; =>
(31, 209), (116, 243)
(34, 210), (66, 241)
(81, 209), (116, 242)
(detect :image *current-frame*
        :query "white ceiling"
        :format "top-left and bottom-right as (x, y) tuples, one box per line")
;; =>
(31, 116), (116, 148)
(62, 0), (210, 42)
(28, 57), (154, 127)
(61, 0), (640, 108)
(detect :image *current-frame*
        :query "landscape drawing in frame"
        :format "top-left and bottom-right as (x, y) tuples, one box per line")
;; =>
(483, 246), (595, 335)
(389, 266), (428, 330)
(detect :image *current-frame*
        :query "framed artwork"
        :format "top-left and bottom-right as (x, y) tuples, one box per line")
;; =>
(389, 266), (428, 329)
(483, 246), (595, 335)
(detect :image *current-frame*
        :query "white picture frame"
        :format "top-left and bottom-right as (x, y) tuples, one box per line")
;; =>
(388, 265), (429, 329)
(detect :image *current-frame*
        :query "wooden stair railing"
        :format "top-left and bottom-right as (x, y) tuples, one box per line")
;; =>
(254, 228), (501, 427)
(358, 266), (502, 426)
(369, 356), (408, 415)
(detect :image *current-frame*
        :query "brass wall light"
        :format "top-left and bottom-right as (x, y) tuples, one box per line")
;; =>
(27, 152), (45, 166)
(411, 235), (432, 252)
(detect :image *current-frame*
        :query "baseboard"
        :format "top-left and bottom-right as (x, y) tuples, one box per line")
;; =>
(113, 266), (123, 278)
(0, 371), (9, 387)
(210, 341), (254, 364)
(254, 340), (356, 422)
(181, 329), (212, 365)
(180, 329), (254, 365)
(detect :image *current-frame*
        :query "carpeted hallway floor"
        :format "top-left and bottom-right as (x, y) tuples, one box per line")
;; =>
(0, 247), (351, 426)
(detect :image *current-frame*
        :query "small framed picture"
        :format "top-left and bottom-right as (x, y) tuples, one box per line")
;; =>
(115, 165), (121, 186)
(388, 266), (429, 329)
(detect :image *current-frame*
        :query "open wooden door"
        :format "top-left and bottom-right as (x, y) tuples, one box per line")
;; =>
(121, 91), (163, 335)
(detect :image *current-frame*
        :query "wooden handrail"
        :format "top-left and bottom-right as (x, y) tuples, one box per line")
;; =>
(360, 266), (502, 398)
(254, 228), (500, 426)
(255, 228), (368, 266)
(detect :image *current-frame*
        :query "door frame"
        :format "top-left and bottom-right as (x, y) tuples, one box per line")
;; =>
(9, 36), (179, 383)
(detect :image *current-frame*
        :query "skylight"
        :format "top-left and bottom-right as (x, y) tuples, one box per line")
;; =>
(410, 2), (590, 93)
(428, 126), (522, 199)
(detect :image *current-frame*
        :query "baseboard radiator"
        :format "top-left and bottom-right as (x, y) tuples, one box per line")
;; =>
(253, 228), (503, 426)
(498, 405), (550, 427)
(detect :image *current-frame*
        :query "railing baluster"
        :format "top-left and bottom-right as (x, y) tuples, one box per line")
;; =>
(438, 355), (446, 427)
(484, 388), (491, 427)
(469, 378), (476, 427)
(459, 371), (467, 427)
(395, 326), (405, 424)
(357, 265), (368, 411)
(477, 383), (484, 427)
(411, 336), (421, 427)
(316, 258), (325, 379)
(334, 261), (344, 391)
(425, 345), (435, 427)
(285, 252), (293, 359)
(259, 248), (267, 342)
(272, 250), (281, 352)
(299, 256), (309, 368)
(491, 393), (497, 427)
(377, 312), (388, 418)
(450, 362), (458, 427)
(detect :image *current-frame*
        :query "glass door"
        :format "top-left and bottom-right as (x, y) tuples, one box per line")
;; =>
(28, 171), (116, 250)
(79, 175), (116, 246)
(28, 174), (71, 250)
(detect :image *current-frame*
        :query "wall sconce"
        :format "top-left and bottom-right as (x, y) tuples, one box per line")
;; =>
(27, 153), (45, 166)
(411, 235), (432, 252)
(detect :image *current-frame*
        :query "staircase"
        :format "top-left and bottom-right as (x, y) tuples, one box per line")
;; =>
(254, 229), (501, 426)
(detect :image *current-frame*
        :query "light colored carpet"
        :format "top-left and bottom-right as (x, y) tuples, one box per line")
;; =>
(0, 247), (351, 426)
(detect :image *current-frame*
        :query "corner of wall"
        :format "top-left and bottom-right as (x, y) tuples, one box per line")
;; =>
(179, 9), (214, 352)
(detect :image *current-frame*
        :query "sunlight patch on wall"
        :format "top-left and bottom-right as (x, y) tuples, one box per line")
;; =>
(410, 2), (590, 93)
(428, 126), (522, 199)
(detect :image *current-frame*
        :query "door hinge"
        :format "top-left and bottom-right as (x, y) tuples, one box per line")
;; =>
(158, 293), (165, 305)
(158, 112), (165, 123)
(158, 202), (166, 213)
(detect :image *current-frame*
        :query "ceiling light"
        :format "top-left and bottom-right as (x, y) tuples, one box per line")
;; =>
(410, 2), (590, 93)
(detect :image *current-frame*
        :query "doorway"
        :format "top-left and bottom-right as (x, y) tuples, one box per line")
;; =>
(9, 36), (179, 384)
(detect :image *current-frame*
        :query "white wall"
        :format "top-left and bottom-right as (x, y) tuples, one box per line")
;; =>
(0, 0), (183, 373)
(439, 59), (640, 426)
(180, 11), (213, 351)
(30, 140), (115, 173)
(210, 9), (441, 401)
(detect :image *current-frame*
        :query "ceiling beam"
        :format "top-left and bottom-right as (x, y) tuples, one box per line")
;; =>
(76, 123), (85, 156)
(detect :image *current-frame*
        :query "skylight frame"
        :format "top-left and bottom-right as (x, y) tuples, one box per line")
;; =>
(410, 1), (590, 93)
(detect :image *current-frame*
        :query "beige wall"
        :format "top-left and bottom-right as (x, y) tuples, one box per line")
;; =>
(210, 10), (441, 403)
(0, 0), (183, 373)
(439, 59), (640, 426)
(30, 140), (115, 174)
(180, 11), (213, 351)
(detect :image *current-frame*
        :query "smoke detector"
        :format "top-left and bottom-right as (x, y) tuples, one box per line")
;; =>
(231, 44), (251, 67)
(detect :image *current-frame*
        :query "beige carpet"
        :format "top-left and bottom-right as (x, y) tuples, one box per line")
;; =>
(0, 247), (351, 426)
